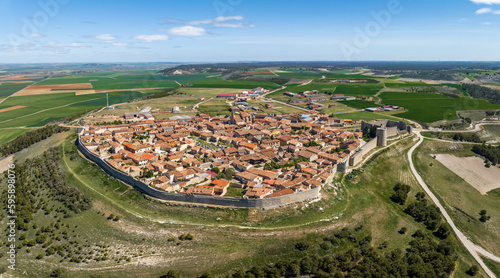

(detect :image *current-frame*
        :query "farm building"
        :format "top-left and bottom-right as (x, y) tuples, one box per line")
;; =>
(265, 104), (275, 109)
(284, 92), (296, 97)
(252, 87), (264, 94)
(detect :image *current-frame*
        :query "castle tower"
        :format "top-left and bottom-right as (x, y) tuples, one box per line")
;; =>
(376, 128), (387, 146)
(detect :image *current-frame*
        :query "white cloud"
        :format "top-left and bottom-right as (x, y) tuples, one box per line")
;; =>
(470, 0), (500, 4)
(170, 15), (253, 29)
(214, 15), (244, 22)
(187, 19), (213, 25)
(133, 34), (169, 42)
(29, 33), (44, 38)
(214, 22), (255, 28)
(111, 42), (128, 47)
(168, 26), (207, 36)
(68, 42), (90, 48)
(476, 7), (492, 13)
(476, 7), (500, 14)
(94, 34), (116, 40)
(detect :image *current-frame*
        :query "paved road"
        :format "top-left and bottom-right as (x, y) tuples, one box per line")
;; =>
(408, 131), (500, 278)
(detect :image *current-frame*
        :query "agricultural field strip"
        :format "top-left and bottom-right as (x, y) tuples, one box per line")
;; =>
(409, 132), (500, 278)
(0, 76), (48, 105)
(0, 97), (103, 125)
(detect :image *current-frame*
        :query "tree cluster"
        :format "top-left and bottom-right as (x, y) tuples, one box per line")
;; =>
(31, 148), (91, 214)
(404, 196), (442, 231)
(0, 125), (69, 156)
(462, 83), (500, 104)
(223, 228), (457, 278)
(390, 183), (411, 205)
(472, 144), (500, 165)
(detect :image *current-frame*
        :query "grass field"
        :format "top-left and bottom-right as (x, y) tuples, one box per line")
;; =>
(198, 99), (231, 116)
(190, 79), (281, 89)
(334, 84), (383, 96)
(483, 257), (500, 277)
(414, 139), (500, 257)
(338, 100), (378, 109)
(92, 88), (244, 118)
(379, 91), (500, 123)
(247, 100), (305, 115)
(36, 73), (215, 90)
(0, 134), (486, 277)
(0, 82), (35, 97)
(335, 111), (403, 121)
(0, 91), (154, 128)
(0, 128), (31, 145)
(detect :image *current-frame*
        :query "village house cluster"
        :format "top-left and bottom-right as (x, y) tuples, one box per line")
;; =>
(79, 111), (365, 200)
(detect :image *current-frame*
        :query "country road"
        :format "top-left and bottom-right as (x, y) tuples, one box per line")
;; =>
(408, 131), (500, 278)
(427, 122), (500, 133)
(193, 97), (214, 109)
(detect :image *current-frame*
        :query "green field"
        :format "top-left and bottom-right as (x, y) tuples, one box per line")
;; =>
(379, 91), (500, 123)
(198, 100), (231, 115)
(0, 128), (31, 145)
(339, 100), (378, 109)
(0, 91), (153, 128)
(335, 111), (402, 121)
(0, 82), (35, 97)
(190, 78), (281, 89)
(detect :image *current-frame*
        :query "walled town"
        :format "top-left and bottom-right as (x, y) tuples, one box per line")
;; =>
(79, 111), (408, 200)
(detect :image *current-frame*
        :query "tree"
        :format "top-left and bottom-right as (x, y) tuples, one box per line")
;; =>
(160, 270), (181, 278)
(434, 224), (450, 239)
(415, 192), (426, 201)
(398, 227), (407, 234)
(295, 242), (310, 251)
(50, 268), (63, 277)
(391, 183), (411, 205)
(466, 265), (479, 276)
(479, 210), (491, 222)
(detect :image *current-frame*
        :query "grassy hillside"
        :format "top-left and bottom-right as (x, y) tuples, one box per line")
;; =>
(0, 134), (486, 277)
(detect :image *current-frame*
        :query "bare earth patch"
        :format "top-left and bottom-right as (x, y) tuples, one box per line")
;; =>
(434, 154), (500, 194)
(12, 83), (94, 96)
(0, 75), (40, 81)
(0, 155), (14, 173)
(0, 105), (26, 113)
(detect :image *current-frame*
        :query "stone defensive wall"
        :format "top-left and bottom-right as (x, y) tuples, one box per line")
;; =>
(76, 137), (321, 209)
(349, 138), (377, 166)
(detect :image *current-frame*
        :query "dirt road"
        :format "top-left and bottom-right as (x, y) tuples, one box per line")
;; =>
(408, 131), (500, 278)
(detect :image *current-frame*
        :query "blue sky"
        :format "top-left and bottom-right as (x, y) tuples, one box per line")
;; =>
(1, 0), (500, 63)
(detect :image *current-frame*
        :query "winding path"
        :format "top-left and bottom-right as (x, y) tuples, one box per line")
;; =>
(408, 131), (500, 278)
